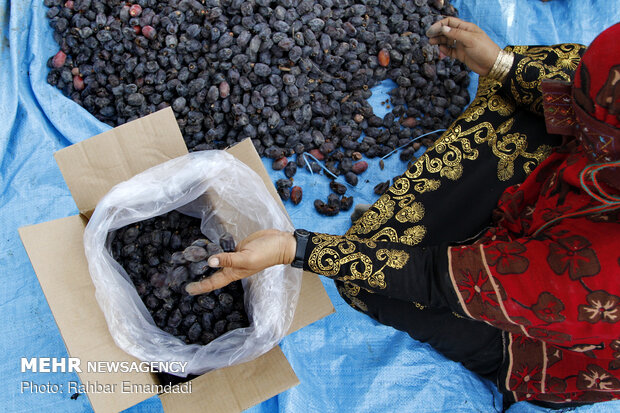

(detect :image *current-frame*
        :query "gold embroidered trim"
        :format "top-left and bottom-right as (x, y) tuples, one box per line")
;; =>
(308, 233), (410, 290)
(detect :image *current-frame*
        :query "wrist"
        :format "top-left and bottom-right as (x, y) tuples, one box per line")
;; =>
(486, 49), (514, 82)
(281, 231), (296, 265)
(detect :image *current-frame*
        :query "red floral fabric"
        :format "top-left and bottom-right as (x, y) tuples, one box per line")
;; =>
(448, 144), (620, 403)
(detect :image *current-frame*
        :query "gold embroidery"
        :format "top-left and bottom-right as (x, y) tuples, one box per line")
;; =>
(461, 121), (551, 181)
(376, 249), (409, 269)
(344, 281), (361, 296)
(462, 99), (487, 122)
(555, 46), (582, 71)
(371, 227), (399, 242)
(343, 252), (375, 285)
(511, 44), (584, 113)
(399, 226), (427, 246)
(395, 201), (424, 223)
(523, 145), (553, 174)
(488, 95), (514, 116)
(413, 301), (426, 310)
(393, 193), (416, 207)
(308, 233), (410, 290)
(339, 283), (369, 312)
(407, 125), (479, 183)
(509, 46), (528, 54)
(462, 81), (502, 123)
(410, 178), (441, 193)
(347, 194), (395, 236)
(497, 118), (514, 135)
(389, 177), (410, 196)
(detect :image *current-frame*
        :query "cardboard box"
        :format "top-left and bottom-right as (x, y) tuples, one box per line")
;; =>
(19, 108), (334, 413)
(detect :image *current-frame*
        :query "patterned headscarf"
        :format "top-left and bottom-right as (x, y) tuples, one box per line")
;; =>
(542, 22), (620, 192)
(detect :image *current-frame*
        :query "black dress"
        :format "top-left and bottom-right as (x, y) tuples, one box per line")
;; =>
(301, 43), (587, 383)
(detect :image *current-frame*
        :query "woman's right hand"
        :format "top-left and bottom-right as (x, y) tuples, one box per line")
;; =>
(426, 17), (501, 77)
(185, 229), (296, 296)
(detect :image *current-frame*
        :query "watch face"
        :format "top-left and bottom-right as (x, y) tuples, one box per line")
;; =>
(296, 229), (310, 237)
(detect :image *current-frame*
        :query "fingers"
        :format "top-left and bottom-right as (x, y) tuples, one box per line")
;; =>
(185, 250), (254, 294)
(437, 44), (457, 60)
(207, 251), (247, 268)
(427, 17), (481, 53)
(185, 268), (239, 295)
(426, 17), (470, 37)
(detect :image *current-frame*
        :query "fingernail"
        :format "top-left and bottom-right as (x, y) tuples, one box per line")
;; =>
(208, 257), (219, 267)
(441, 26), (451, 34)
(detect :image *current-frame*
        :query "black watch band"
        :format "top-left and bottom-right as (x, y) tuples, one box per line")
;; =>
(291, 229), (310, 268)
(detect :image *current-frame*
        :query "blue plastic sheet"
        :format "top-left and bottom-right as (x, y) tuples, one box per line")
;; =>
(1, 0), (619, 412)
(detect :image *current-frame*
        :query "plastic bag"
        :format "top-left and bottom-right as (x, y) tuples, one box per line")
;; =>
(83, 150), (302, 376)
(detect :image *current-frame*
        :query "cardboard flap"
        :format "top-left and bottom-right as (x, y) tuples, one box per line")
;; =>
(226, 139), (285, 213)
(54, 108), (188, 218)
(19, 215), (158, 412)
(288, 272), (334, 334)
(160, 346), (298, 413)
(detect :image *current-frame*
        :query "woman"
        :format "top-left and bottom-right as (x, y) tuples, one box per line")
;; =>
(187, 18), (620, 407)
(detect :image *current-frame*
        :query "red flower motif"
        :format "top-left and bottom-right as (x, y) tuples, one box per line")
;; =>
(510, 364), (542, 394)
(457, 270), (498, 307)
(547, 235), (601, 280)
(577, 365), (620, 391)
(485, 241), (529, 275)
(578, 290), (620, 324)
(531, 292), (566, 323)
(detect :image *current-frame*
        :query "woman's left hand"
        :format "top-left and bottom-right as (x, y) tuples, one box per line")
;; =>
(185, 229), (296, 295)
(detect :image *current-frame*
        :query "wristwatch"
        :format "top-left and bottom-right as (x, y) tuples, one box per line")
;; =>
(291, 229), (310, 268)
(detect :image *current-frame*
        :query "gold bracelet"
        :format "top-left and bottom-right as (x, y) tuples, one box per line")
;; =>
(486, 49), (514, 83)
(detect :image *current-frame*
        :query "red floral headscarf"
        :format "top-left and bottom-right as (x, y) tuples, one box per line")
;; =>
(542, 22), (620, 192)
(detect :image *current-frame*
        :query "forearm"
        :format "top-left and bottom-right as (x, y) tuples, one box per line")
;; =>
(300, 231), (462, 312)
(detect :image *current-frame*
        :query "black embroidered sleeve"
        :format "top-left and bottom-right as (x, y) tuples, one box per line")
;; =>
(302, 232), (462, 312)
(493, 44), (587, 115)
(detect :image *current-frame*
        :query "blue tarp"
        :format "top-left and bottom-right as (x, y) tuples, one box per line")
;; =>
(1, 0), (619, 411)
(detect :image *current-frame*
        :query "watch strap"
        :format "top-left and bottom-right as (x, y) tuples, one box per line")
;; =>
(291, 229), (310, 268)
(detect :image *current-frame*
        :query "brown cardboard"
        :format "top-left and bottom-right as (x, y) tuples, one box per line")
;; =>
(159, 346), (297, 412)
(19, 109), (334, 413)
(19, 215), (158, 413)
(54, 107), (188, 219)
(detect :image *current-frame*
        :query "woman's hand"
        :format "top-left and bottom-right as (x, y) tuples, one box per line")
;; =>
(426, 17), (500, 77)
(185, 229), (296, 295)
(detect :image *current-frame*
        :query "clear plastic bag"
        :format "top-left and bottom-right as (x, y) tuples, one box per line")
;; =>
(83, 150), (302, 376)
